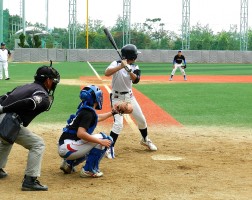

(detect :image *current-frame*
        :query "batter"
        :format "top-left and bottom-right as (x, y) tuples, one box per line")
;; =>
(104, 44), (157, 159)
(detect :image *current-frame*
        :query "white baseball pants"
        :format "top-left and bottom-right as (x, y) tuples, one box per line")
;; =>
(58, 133), (105, 160)
(111, 91), (147, 134)
(0, 61), (9, 79)
(171, 63), (186, 76)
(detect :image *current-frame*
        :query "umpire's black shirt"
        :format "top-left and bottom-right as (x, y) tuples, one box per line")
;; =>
(1, 81), (50, 127)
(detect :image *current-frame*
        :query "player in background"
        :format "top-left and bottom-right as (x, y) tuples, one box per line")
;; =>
(169, 50), (187, 81)
(104, 44), (157, 159)
(0, 42), (11, 80)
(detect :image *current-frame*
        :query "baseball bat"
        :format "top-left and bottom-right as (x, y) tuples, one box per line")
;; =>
(103, 27), (123, 59)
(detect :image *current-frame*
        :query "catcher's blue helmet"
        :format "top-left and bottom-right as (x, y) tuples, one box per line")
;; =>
(80, 85), (103, 110)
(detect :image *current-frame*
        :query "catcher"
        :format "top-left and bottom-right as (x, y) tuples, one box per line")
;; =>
(169, 50), (187, 81)
(104, 44), (157, 159)
(58, 85), (125, 177)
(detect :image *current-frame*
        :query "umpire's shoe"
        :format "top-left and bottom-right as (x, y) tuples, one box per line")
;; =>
(21, 175), (48, 191)
(0, 168), (8, 178)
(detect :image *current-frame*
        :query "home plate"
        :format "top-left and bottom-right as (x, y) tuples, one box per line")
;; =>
(151, 155), (184, 161)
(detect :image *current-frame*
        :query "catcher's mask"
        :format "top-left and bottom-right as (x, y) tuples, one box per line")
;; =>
(121, 44), (141, 60)
(80, 85), (103, 110)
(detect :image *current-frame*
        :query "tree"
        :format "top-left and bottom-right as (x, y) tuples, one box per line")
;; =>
(18, 33), (28, 48)
(190, 23), (214, 50)
(34, 35), (41, 48)
(248, 29), (252, 50)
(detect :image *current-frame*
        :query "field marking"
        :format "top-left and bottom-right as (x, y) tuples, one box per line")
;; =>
(87, 61), (139, 132)
(151, 155), (184, 161)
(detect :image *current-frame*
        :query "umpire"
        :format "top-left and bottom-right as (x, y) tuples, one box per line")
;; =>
(0, 63), (60, 191)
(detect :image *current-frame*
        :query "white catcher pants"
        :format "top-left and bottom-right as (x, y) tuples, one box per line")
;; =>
(111, 90), (147, 134)
(171, 63), (186, 76)
(58, 133), (105, 160)
(0, 61), (9, 79)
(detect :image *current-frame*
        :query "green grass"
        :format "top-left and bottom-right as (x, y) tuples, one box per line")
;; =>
(90, 62), (252, 76)
(9, 62), (95, 81)
(1, 62), (251, 127)
(134, 83), (252, 127)
(33, 85), (81, 123)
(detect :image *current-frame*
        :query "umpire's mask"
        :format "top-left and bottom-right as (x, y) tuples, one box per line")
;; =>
(34, 61), (60, 110)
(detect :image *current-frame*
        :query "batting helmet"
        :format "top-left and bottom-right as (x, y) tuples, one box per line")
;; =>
(80, 85), (103, 110)
(121, 44), (140, 60)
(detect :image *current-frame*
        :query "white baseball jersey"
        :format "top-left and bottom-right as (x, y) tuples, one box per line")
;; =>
(106, 60), (139, 92)
(0, 49), (10, 62)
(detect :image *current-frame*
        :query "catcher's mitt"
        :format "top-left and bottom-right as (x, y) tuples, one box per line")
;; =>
(113, 101), (133, 115)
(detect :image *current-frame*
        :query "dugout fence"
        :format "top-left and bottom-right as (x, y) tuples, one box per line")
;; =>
(12, 48), (252, 63)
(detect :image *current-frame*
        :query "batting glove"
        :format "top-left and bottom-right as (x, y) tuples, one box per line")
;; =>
(124, 64), (132, 73)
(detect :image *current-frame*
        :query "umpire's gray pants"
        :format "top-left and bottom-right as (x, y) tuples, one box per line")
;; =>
(0, 114), (45, 177)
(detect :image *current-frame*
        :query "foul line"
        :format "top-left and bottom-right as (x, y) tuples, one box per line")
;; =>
(87, 61), (138, 132)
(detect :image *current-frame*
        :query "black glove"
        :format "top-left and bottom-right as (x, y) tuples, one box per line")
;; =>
(183, 65), (187, 69)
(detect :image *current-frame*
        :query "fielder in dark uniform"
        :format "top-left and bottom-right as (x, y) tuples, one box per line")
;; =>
(0, 63), (60, 191)
(169, 50), (187, 81)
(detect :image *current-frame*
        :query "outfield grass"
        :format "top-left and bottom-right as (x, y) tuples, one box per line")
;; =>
(134, 83), (252, 128)
(1, 62), (251, 127)
(90, 62), (252, 76)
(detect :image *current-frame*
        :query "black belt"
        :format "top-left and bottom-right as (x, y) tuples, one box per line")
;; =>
(115, 91), (129, 95)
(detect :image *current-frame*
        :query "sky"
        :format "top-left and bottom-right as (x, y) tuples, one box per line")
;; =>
(3, 0), (251, 33)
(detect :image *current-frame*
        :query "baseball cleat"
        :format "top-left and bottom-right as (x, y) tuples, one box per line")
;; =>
(60, 160), (76, 174)
(105, 147), (115, 159)
(140, 138), (157, 151)
(0, 168), (8, 178)
(80, 168), (103, 178)
(21, 176), (48, 191)
(169, 78), (172, 81)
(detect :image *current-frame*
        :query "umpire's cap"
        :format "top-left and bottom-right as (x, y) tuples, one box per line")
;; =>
(34, 65), (60, 84)
(1, 42), (6, 46)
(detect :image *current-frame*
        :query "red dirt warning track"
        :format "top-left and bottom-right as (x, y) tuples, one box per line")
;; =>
(140, 75), (252, 83)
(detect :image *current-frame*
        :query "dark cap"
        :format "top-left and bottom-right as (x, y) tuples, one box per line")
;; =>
(34, 66), (60, 84)
(1, 42), (6, 46)
(178, 50), (182, 52)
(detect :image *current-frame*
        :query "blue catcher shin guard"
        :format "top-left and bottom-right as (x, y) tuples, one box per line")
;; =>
(83, 132), (113, 173)
(83, 147), (106, 174)
(72, 156), (87, 167)
(65, 156), (86, 167)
